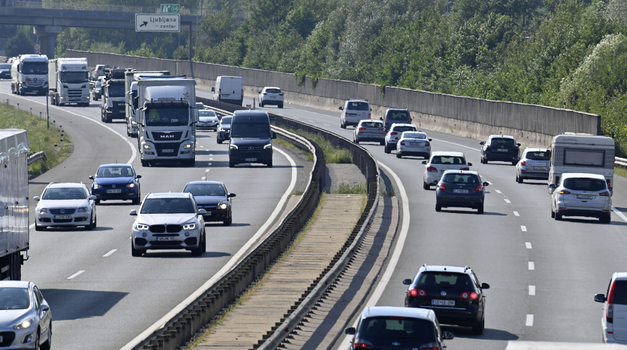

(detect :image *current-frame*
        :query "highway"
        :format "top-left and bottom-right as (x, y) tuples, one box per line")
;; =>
(0, 81), (303, 350)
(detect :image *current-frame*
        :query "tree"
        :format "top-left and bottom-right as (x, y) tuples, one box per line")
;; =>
(4, 31), (35, 58)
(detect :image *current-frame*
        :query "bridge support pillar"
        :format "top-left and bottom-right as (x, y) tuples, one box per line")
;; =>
(34, 26), (61, 57)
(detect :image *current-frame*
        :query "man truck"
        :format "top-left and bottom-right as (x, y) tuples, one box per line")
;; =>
(125, 70), (169, 137)
(48, 58), (90, 106)
(10, 54), (48, 96)
(136, 77), (198, 167)
(0, 129), (30, 280)
(101, 67), (127, 123)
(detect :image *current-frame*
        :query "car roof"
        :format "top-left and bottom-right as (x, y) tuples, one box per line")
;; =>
(561, 173), (606, 180)
(233, 110), (269, 117)
(522, 148), (547, 152)
(441, 170), (479, 176)
(0, 281), (31, 289)
(184, 180), (224, 186)
(98, 163), (133, 168)
(420, 264), (471, 274)
(361, 306), (436, 322)
(346, 99), (368, 102)
(358, 119), (382, 124)
(386, 108), (409, 111)
(145, 192), (193, 199)
(46, 182), (86, 188)
(488, 135), (515, 139)
(431, 151), (465, 157)
(263, 86), (281, 90)
(400, 131), (427, 137)
(390, 123), (415, 128)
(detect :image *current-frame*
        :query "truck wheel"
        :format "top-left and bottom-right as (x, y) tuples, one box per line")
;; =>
(131, 242), (144, 257)
(217, 139), (222, 144)
(141, 160), (149, 167)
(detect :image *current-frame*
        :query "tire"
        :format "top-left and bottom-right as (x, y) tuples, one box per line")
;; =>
(477, 203), (484, 214)
(217, 139), (222, 144)
(35, 223), (44, 231)
(260, 101), (264, 107)
(131, 242), (144, 257)
(396, 153), (402, 158)
(379, 140), (385, 146)
(132, 196), (140, 205)
(187, 159), (196, 167)
(423, 182), (430, 190)
(602, 213), (611, 224)
(191, 240), (203, 256)
(480, 158), (486, 164)
(512, 160), (517, 166)
(384, 144), (391, 154)
(435, 204), (442, 212)
(551, 209), (555, 218)
(555, 213), (563, 221)
(201, 233), (207, 253)
(34, 329), (40, 350)
(278, 102), (284, 108)
(90, 214), (97, 230)
(341, 122), (346, 129)
(41, 325), (51, 350)
(223, 217), (232, 226)
(267, 160), (273, 167)
(472, 318), (485, 335)
(95, 199), (100, 205)
(516, 174), (523, 183)
(141, 160), (149, 167)
(229, 161), (235, 168)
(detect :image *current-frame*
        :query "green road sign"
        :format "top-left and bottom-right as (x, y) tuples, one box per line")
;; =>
(160, 4), (180, 13)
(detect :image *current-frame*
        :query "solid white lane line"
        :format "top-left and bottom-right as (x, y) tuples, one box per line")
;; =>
(525, 242), (532, 249)
(529, 285), (536, 296)
(521, 225), (527, 232)
(504, 199), (511, 204)
(513, 211), (520, 216)
(612, 207), (627, 222)
(103, 249), (117, 258)
(67, 270), (85, 280)
(526, 314), (534, 326)
(528, 262), (535, 270)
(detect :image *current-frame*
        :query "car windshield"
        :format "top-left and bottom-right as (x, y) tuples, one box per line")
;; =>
(443, 173), (480, 184)
(346, 102), (369, 111)
(0, 64), (11, 70)
(418, 272), (473, 289)
(402, 132), (426, 139)
(97, 166), (134, 177)
(221, 116), (232, 125)
(490, 138), (515, 147)
(387, 111), (410, 120)
(42, 187), (87, 200)
(140, 198), (195, 214)
(526, 151), (549, 160)
(562, 178), (607, 191)
(145, 107), (189, 126)
(430, 156), (465, 165)
(359, 317), (435, 343)
(199, 110), (217, 117)
(184, 183), (226, 197)
(0, 288), (30, 310)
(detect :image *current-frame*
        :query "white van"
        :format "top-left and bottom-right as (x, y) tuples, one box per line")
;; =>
(547, 133), (615, 194)
(212, 76), (243, 106)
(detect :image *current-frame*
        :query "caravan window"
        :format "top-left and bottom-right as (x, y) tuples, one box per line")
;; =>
(563, 149), (605, 167)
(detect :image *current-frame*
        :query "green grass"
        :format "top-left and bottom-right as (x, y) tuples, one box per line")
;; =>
(336, 183), (367, 194)
(0, 101), (72, 177)
(280, 128), (352, 164)
(274, 136), (314, 161)
(615, 166), (627, 178)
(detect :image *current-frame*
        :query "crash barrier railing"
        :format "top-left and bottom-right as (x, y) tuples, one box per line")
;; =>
(616, 157), (627, 168)
(27, 151), (46, 165)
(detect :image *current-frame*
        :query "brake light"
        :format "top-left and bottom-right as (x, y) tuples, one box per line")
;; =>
(427, 166), (438, 172)
(359, 127), (366, 130)
(475, 185), (483, 192)
(354, 342), (373, 348)
(419, 347), (439, 350)
(608, 281), (616, 323)
(438, 183), (446, 190)
(607, 179), (611, 187)
(600, 191), (611, 197)
(485, 145), (490, 150)
(409, 288), (427, 297)
(368, 113), (371, 119)
(379, 128), (385, 131)
(460, 167), (469, 171)
(559, 190), (570, 194)
(520, 160), (526, 166)
(425, 141), (430, 146)
(460, 291), (478, 300)
(400, 140), (406, 146)
(263, 92), (267, 95)
(391, 132), (398, 135)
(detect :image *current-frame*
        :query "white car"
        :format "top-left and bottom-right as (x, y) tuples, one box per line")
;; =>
(258, 87), (284, 108)
(549, 172), (612, 223)
(396, 131), (431, 159)
(197, 109), (219, 131)
(384, 123), (418, 153)
(339, 99), (371, 129)
(595, 272), (627, 344)
(130, 192), (206, 257)
(422, 151), (472, 190)
(34, 182), (97, 231)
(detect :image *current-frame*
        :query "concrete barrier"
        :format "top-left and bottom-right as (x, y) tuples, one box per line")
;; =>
(67, 50), (601, 149)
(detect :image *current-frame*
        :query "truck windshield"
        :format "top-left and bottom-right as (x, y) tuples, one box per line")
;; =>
(60, 71), (88, 83)
(107, 83), (125, 97)
(145, 107), (189, 126)
(231, 122), (271, 138)
(20, 62), (47, 74)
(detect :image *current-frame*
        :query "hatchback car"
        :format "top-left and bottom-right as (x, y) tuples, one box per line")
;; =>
(422, 151), (472, 190)
(197, 109), (220, 131)
(183, 181), (235, 225)
(353, 120), (386, 145)
(91, 79), (102, 101)
(396, 131), (431, 159)
(258, 87), (284, 108)
(435, 170), (489, 213)
(216, 115), (232, 144)
(340, 99), (371, 129)
(516, 148), (550, 183)
(345, 306), (454, 350)
(549, 172), (612, 223)
(595, 272), (627, 344)
(89, 164), (141, 204)
(384, 123), (418, 153)
(480, 135), (520, 164)
(0, 63), (12, 79)
(130, 192), (206, 257)
(0, 281), (52, 350)
(34, 182), (97, 231)
(403, 264), (490, 335)
(382, 108), (412, 130)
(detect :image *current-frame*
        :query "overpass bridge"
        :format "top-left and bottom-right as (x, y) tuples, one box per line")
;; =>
(0, 1), (200, 58)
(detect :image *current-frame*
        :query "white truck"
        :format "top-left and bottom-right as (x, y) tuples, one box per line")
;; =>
(100, 67), (127, 123)
(547, 133), (615, 193)
(124, 70), (170, 137)
(136, 77), (198, 167)
(10, 54), (48, 96)
(48, 57), (90, 107)
(0, 129), (30, 280)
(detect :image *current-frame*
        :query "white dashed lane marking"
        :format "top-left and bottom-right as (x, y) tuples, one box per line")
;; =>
(525, 242), (532, 249)
(521, 225), (527, 232)
(513, 211), (520, 216)
(103, 249), (117, 257)
(67, 270), (85, 280)
(526, 314), (534, 326)
(504, 198), (511, 204)
(529, 285), (536, 296)
(528, 262), (535, 270)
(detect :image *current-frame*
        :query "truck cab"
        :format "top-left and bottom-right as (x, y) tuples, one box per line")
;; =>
(100, 68), (127, 123)
(10, 54), (48, 96)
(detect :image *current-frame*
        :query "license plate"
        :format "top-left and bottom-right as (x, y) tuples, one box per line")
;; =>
(431, 299), (455, 306)
(162, 149), (174, 153)
(453, 189), (469, 194)
(107, 189), (122, 194)
(156, 236), (176, 241)
(577, 195), (594, 199)
(410, 142), (421, 146)
(532, 166), (547, 170)
(497, 149), (509, 152)
(245, 158), (257, 162)
(205, 211), (212, 216)
(55, 215), (72, 220)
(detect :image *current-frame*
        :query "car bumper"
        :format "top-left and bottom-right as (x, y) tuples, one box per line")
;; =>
(436, 192), (484, 208)
(92, 188), (139, 201)
(518, 170), (549, 180)
(555, 208), (610, 218)
(132, 231), (201, 250)
(229, 148), (272, 165)
(356, 136), (384, 143)
(197, 124), (218, 130)
(200, 209), (230, 222)
(37, 214), (91, 227)
(397, 147), (430, 158)
(485, 152), (518, 161)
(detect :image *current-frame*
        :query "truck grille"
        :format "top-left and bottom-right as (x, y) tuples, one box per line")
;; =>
(152, 132), (183, 141)
(240, 145), (263, 155)
(67, 89), (84, 100)
(155, 142), (182, 156)
(150, 224), (182, 233)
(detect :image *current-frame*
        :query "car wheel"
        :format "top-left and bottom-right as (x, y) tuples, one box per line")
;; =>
(512, 160), (517, 165)
(602, 213), (611, 224)
(224, 217), (232, 226)
(191, 241), (203, 256)
(35, 223), (44, 231)
(41, 324), (51, 350)
(279, 103), (284, 108)
(396, 153), (402, 158)
(516, 174), (523, 183)
(384, 145), (390, 154)
(229, 161), (235, 168)
(379, 140), (385, 146)
(267, 159), (273, 167)
(260, 101), (264, 107)
(132, 196), (140, 205)
(423, 182), (430, 190)
(34, 329), (40, 350)
(131, 242), (144, 257)
(201, 233), (207, 253)
(472, 318), (485, 335)
(480, 157), (486, 164)
(90, 214), (97, 230)
(551, 209), (555, 218)
(341, 122), (346, 129)
(141, 160), (149, 167)
(217, 139), (222, 144)
(435, 204), (442, 212)
(477, 204), (484, 214)
(555, 213), (563, 220)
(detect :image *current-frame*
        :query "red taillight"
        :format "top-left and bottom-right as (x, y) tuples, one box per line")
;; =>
(391, 132), (398, 135)
(520, 160), (526, 166)
(460, 167), (469, 171)
(438, 183), (446, 190)
(218, 88), (222, 93)
(379, 128), (385, 131)
(427, 166), (438, 172)
(409, 288), (427, 297)
(354, 343), (373, 348)
(608, 281), (616, 323)
(600, 191), (611, 197)
(262, 92), (267, 95)
(607, 179), (611, 187)
(400, 140), (406, 146)
(425, 141), (430, 146)
(359, 127), (366, 130)
(368, 113), (371, 119)
(475, 185), (483, 192)
(460, 291), (478, 300)
(485, 145), (491, 150)
(419, 347), (439, 350)
(559, 190), (570, 194)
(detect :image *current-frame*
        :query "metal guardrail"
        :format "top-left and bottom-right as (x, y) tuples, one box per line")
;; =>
(27, 151), (46, 165)
(616, 156), (627, 168)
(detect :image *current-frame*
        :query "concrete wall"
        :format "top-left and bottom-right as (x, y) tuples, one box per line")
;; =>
(68, 50), (601, 148)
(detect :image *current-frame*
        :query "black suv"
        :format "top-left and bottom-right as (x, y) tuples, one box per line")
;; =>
(480, 135), (520, 165)
(402, 264), (490, 335)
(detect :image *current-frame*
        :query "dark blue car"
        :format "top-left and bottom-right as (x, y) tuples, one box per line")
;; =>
(183, 181), (235, 225)
(89, 164), (141, 204)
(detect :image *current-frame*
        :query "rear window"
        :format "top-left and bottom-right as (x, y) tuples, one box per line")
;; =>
(387, 111), (410, 120)
(358, 317), (435, 343)
(417, 272), (473, 289)
(430, 156), (465, 165)
(562, 178), (607, 191)
(360, 122), (383, 128)
(346, 102), (369, 111)
(265, 88), (281, 93)
(525, 151), (549, 160)
(402, 132), (426, 139)
(490, 138), (516, 147)
(0, 64), (11, 69)
(392, 126), (417, 132)
(442, 173), (480, 184)
(611, 281), (627, 305)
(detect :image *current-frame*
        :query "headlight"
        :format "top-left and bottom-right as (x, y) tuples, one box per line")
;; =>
(142, 144), (153, 150)
(77, 207), (89, 213)
(183, 223), (196, 230)
(93, 184), (101, 190)
(183, 143), (193, 149)
(218, 203), (228, 210)
(37, 208), (48, 214)
(126, 183), (136, 188)
(264, 143), (272, 150)
(230, 144), (238, 150)
(135, 223), (149, 230)
(14, 318), (33, 330)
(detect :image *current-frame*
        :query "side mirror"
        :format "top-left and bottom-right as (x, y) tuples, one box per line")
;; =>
(89, 175), (94, 180)
(136, 175), (142, 179)
(228, 193), (236, 198)
(211, 87), (215, 92)
(468, 162), (473, 166)
(90, 195), (97, 200)
(129, 209), (137, 216)
(428, 138), (432, 141)
(345, 327), (356, 335)
(481, 283), (490, 289)
(594, 293), (606, 303)
(402, 278), (412, 285)
(198, 208), (207, 215)
(483, 182), (489, 187)
(422, 160), (427, 165)
(379, 117), (383, 120)
(339, 106), (343, 110)
(479, 141), (485, 145)
(33, 196), (40, 201)
(517, 143), (521, 147)
(442, 331), (455, 340)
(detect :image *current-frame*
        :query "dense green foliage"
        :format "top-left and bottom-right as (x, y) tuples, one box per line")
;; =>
(4, 27), (36, 58)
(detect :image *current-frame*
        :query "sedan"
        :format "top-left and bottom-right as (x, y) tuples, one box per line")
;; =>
(91, 79), (102, 101)
(0, 281), (52, 350)
(183, 181), (236, 225)
(0, 63), (11, 80)
(396, 131), (431, 159)
(33, 182), (97, 231)
(435, 170), (488, 213)
(216, 115), (232, 144)
(353, 120), (386, 145)
(198, 109), (220, 131)
(89, 164), (141, 204)
(550, 172), (612, 223)
(516, 148), (550, 183)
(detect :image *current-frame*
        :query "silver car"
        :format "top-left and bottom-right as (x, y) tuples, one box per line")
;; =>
(0, 281), (52, 350)
(384, 123), (418, 153)
(550, 172), (612, 223)
(216, 115), (232, 144)
(422, 151), (472, 190)
(396, 131), (431, 159)
(353, 120), (386, 145)
(130, 192), (207, 257)
(340, 99), (371, 129)
(197, 109), (219, 131)
(515, 148), (550, 183)
(33, 182), (97, 231)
